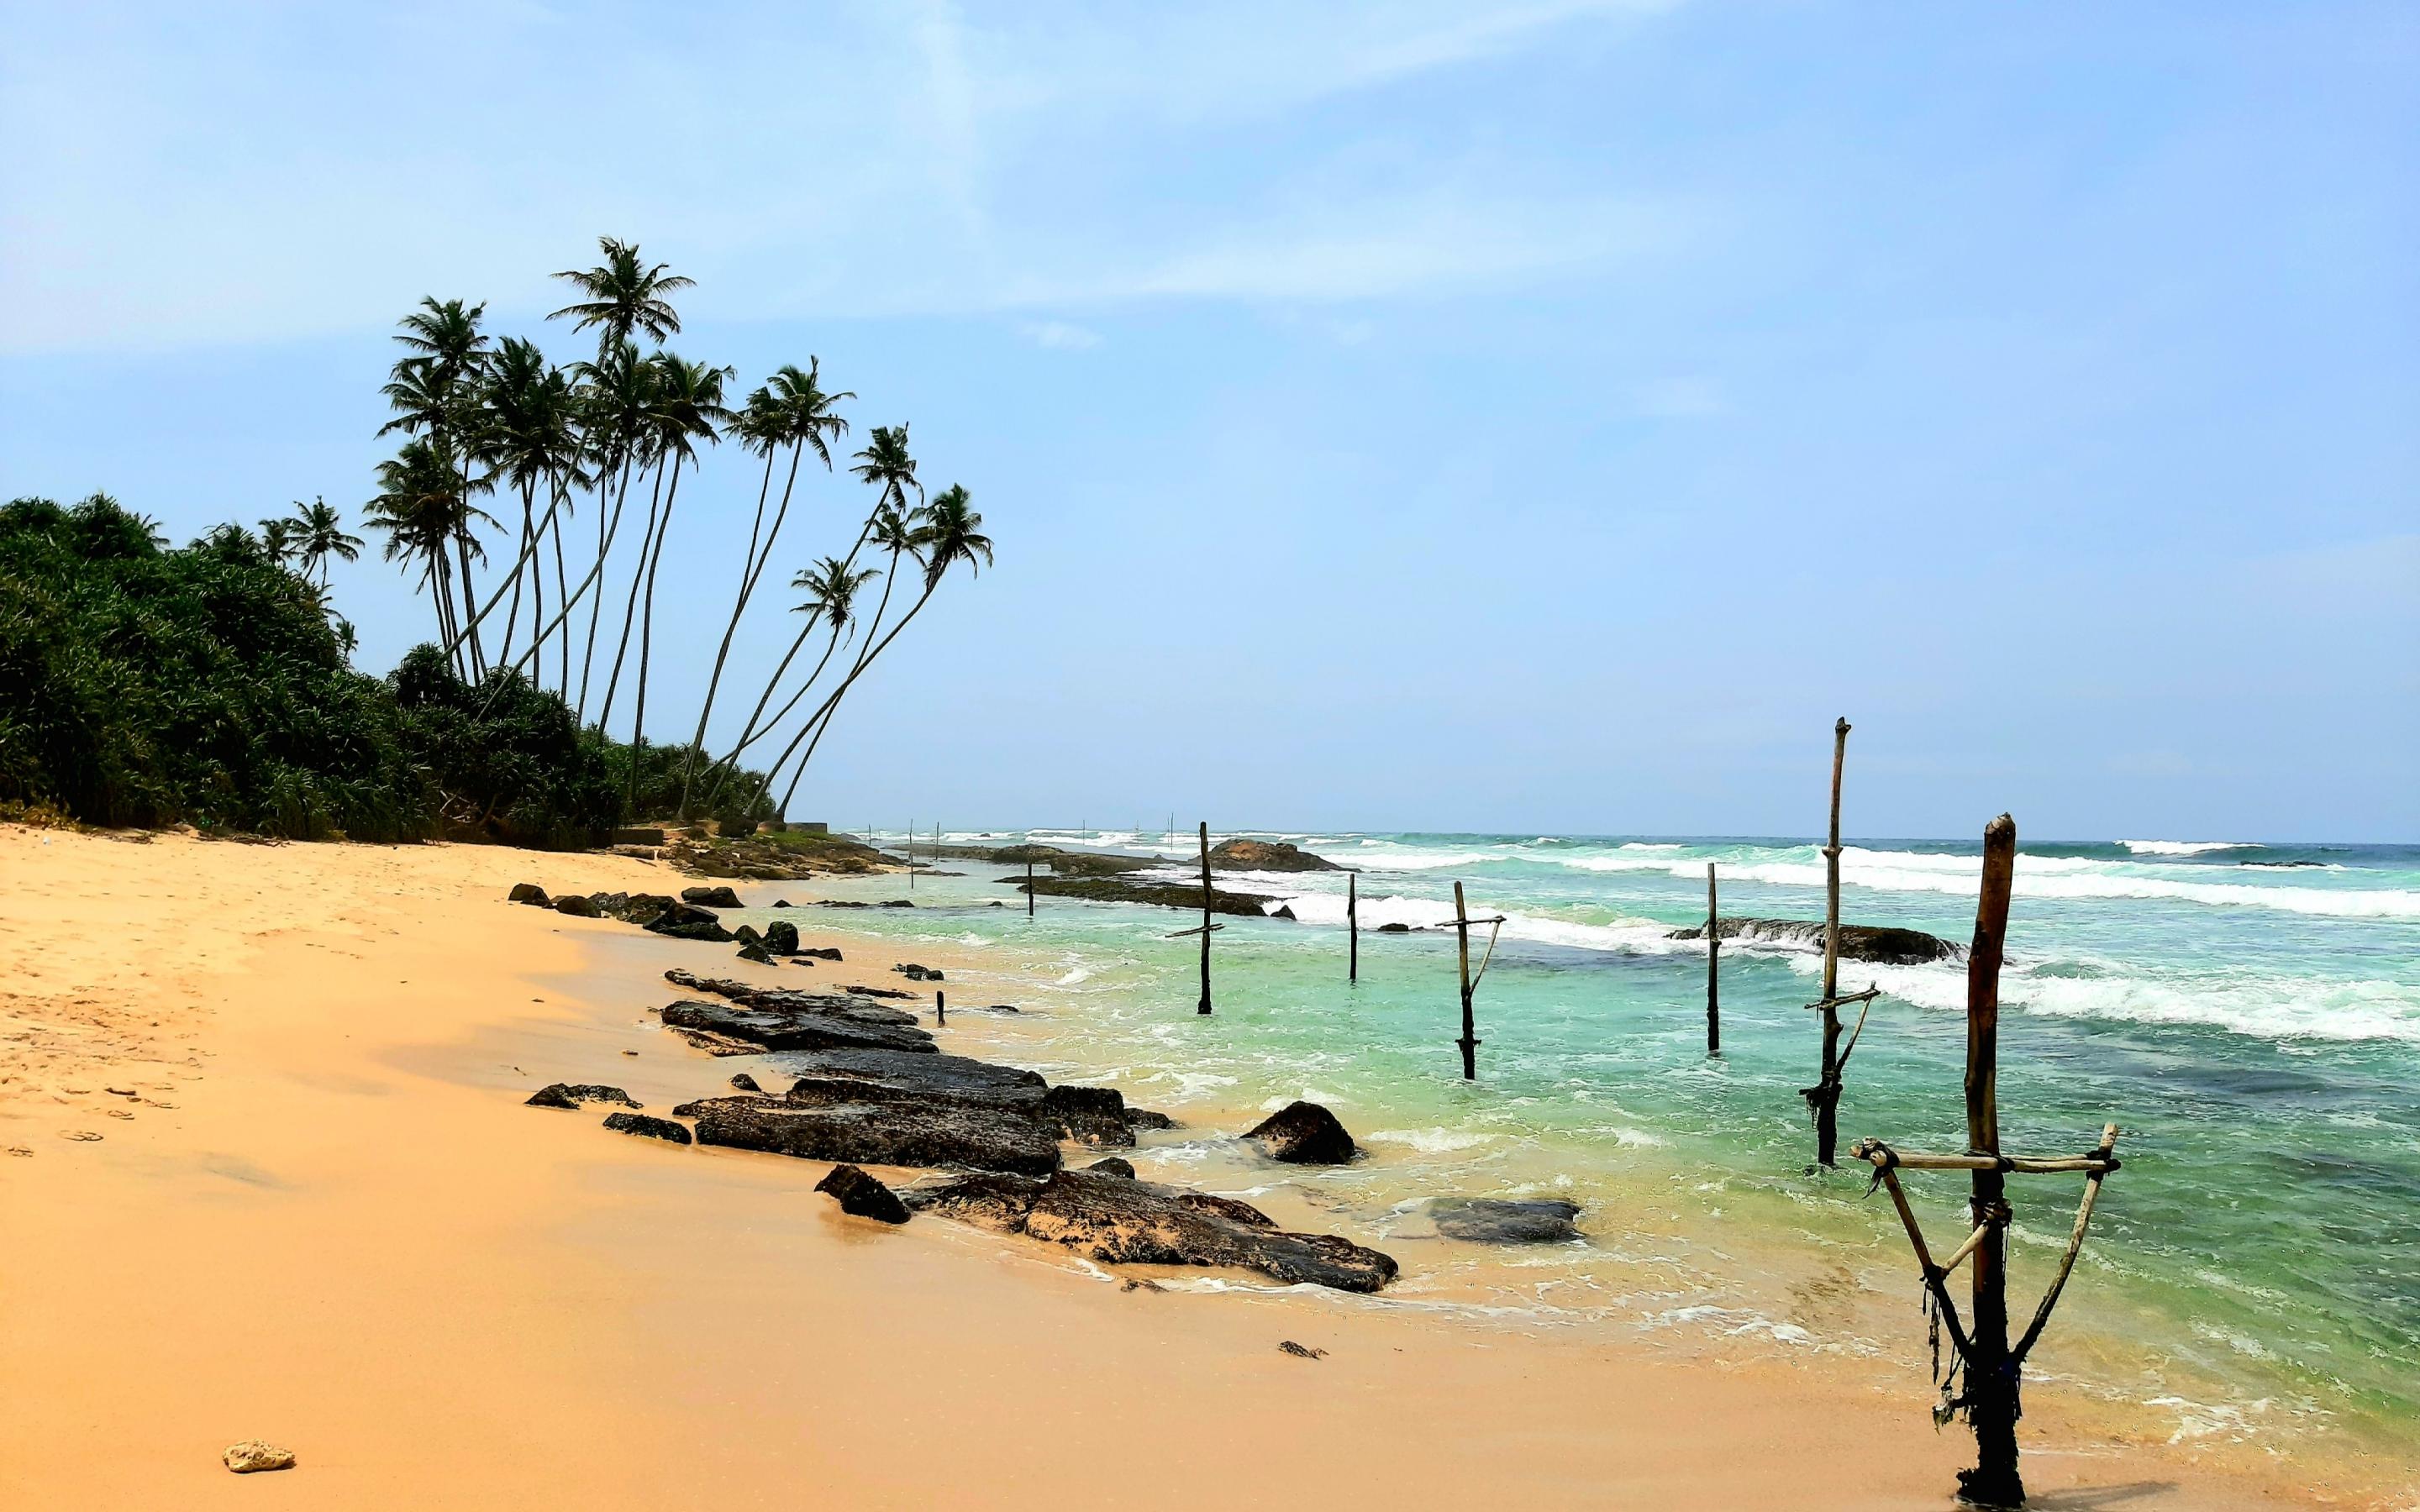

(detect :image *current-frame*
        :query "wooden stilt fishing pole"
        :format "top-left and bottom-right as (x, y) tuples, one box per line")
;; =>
(1196, 822), (1213, 1014)
(906, 818), (913, 892)
(1847, 814), (2123, 1509)
(1444, 883), (1505, 1079)
(935, 989), (946, 1026)
(1705, 862), (1721, 1057)
(1026, 858), (1036, 917)
(1348, 872), (1359, 984)
(1803, 717), (1853, 1164)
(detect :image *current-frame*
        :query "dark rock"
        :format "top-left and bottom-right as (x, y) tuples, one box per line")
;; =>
(1086, 1156), (1137, 1179)
(932, 843), (1157, 876)
(814, 1163), (911, 1223)
(1270, 905), (1297, 921)
(660, 998), (935, 1056)
(1665, 916), (1960, 966)
(910, 1169), (1397, 1293)
(734, 924), (764, 947)
(729, 1072), (762, 1092)
(780, 1047), (1046, 1105)
(817, 900), (872, 909)
(878, 899), (915, 908)
(1127, 1108), (1178, 1131)
(609, 892), (680, 926)
(526, 1083), (639, 1110)
(1427, 1197), (1583, 1244)
(1006, 875), (1281, 916)
(800, 947), (843, 962)
(554, 894), (602, 917)
(772, 899), (793, 908)
(682, 885), (744, 908)
(646, 902), (734, 942)
(737, 942), (776, 964)
(1278, 1341), (1328, 1359)
(687, 1095), (1062, 1176)
(1376, 921), (1413, 933)
(1243, 1101), (1357, 1164)
(764, 920), (800, 955)
(508, 882), (550, 906)
(1041, 1084), (1135, 1147)
(602, 1111), (692, 1145)
(846, 984), (918, 1000)
(894, 963), (944, 981)
(1207, 838), (1344, 873)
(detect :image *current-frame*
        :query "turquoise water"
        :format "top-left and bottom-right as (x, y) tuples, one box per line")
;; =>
(760, 829), (2420, 1463)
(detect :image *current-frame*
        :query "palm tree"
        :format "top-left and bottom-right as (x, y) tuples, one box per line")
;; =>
(850, 423), (921, 512)
(258, 515), (299, 568)
(291, 496), (362, 589)
(473, 338), (588, 682)
(675, 359), (854, 816)
(603, 352), (730, 816)
(366, 439), (493, 659)
(566, 339), (653, 720)
(696, 554), (877, 809)
(548, 237), (693, 354)
(379, 298), (492, 673)
(767, 486), (990, 815)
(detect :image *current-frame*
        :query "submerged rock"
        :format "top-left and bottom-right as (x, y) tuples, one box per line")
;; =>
(1666, 916), (1960, 966)
(526, 1083), (639, 1110)
(815, 1163), (911, 1223)
(1427, 1197), (1583, 1244)
(682, 885), (744, 908)
(1005, 874), (1285, 916)
(1376, 921), (1413, 933)
(909, 1168), (1398, 1294)
(1243, 1101), (1357, 1164)
(1207, 838), (1344, 873)
(602, 1111), (692, 1145)
(222, 1441), (296, 1474)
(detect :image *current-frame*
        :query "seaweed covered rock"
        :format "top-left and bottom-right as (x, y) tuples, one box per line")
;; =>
(1427, 1197), (1583, 1244)
(526, 1083), (639, 1110)
(1207, 838), (1344, 873)
(602, 1111), (692, 1145)
(910, 1168), (1398, 1293)
(1243, 1100), (1357, 1164)
(814, 1163), (911, 1223)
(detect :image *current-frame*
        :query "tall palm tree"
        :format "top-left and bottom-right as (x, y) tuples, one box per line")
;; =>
(675, 359), (854, 816)
(291, 496), (362, 589)
(379, 298), (492, 673)
(473, 338), (588, 682)
(768, 486), (991, 814)
(258, 515), (299, 568)
(366, 439), (493, 660)
(606, 352), (730, 816)
(568, 339), (655, 719)
(850, 423), (921, 513)
(548, 237), (693, 354)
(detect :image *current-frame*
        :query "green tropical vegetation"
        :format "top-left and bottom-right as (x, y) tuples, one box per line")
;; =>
(0, 238), (992, 845)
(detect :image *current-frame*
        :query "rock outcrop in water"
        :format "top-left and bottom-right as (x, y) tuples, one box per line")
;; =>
(1244, 1101), (1358, 1164)
(1207, 838), (1345, 873)
(1005, 874), (1285, 917)
(1427, 1197), (1583, 1244)
(907, 1168), (1400, 1293)
(1666, 916), (1960, 966)
(816, 1163), (911, 1223)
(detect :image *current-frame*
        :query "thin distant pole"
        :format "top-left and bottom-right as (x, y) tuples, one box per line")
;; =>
(935, 988), (947, 1026)
(1197, 822), (1213, 1015)
(1454, 881), (1478, 1079)
(1705, 862), (1721, 1057)
(907, 818), (913, 891)
(1027, 857), (1036, 917)
(1348, 871), (1359, 984)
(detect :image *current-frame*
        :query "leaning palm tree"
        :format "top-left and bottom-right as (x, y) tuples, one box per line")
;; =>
(366, 440), (492, 661)
(291, 496), (362, 589)
(767, 486), (991, 814)
(602, 352), (730, 816)
(674, 358), (854, 816)
(471, 338), (589, 681)
(548, 237), (693, 354)
(379, 299), (492, 671)
(694, 554), (878, 810)
(568, 339), (655, 719)
(258, 515), (299, 568)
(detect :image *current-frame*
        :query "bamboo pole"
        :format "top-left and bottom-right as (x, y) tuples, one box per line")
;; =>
(1454, 882), (1478, 1079)
(2015, 1123), (2122, 1362)
(1196, 822), (1212, 1016)
(1960, 812), (2023, 1509)
(1814, 717), (1851, 1165)
(1348, 872), (1359, 984)
(1705, 862), (1721, 1057)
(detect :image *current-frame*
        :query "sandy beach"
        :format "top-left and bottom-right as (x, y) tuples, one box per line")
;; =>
(0, 824), (2381, 1509)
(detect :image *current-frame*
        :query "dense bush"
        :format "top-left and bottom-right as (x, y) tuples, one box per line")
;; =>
(0, 493), (780, 848)
(0, 495), (431, 839)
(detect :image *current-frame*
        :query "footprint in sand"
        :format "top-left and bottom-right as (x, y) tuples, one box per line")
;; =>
(61, 1131), (103, 1142)
(107, 1109), (134, 1119)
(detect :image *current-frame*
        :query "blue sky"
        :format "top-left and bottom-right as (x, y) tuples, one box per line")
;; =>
(3, 2), (2414, 839)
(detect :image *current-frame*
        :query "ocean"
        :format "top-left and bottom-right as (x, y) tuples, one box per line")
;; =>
(743, 828), (2420, 1463)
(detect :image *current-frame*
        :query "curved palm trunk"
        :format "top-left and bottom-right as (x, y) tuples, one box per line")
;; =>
(498, 482), (537, 669)
(597, 458), (667, 736)
(577, 454), (636, 722)
(676, 443), (796, 816)
(697, 613), (850, 811)
(749, 547), (908, 811)
(550, 478), (572, 698)
(452, 533), (487, 678)
(770, 580), (936, 816)
(626, 454), (687, 818)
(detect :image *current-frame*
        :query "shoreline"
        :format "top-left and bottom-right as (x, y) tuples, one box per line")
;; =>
(0, 825), (2396, 1509)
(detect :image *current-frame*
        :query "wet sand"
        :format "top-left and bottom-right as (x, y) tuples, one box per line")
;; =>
(0, 826), (2359, 1509)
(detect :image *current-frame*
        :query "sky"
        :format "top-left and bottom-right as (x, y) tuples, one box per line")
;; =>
(3, 1), (2414, 840)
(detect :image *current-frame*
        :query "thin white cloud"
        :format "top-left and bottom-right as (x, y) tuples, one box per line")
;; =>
(1020, 319), (1102, 349)
(1631, 375), (1728, 418)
